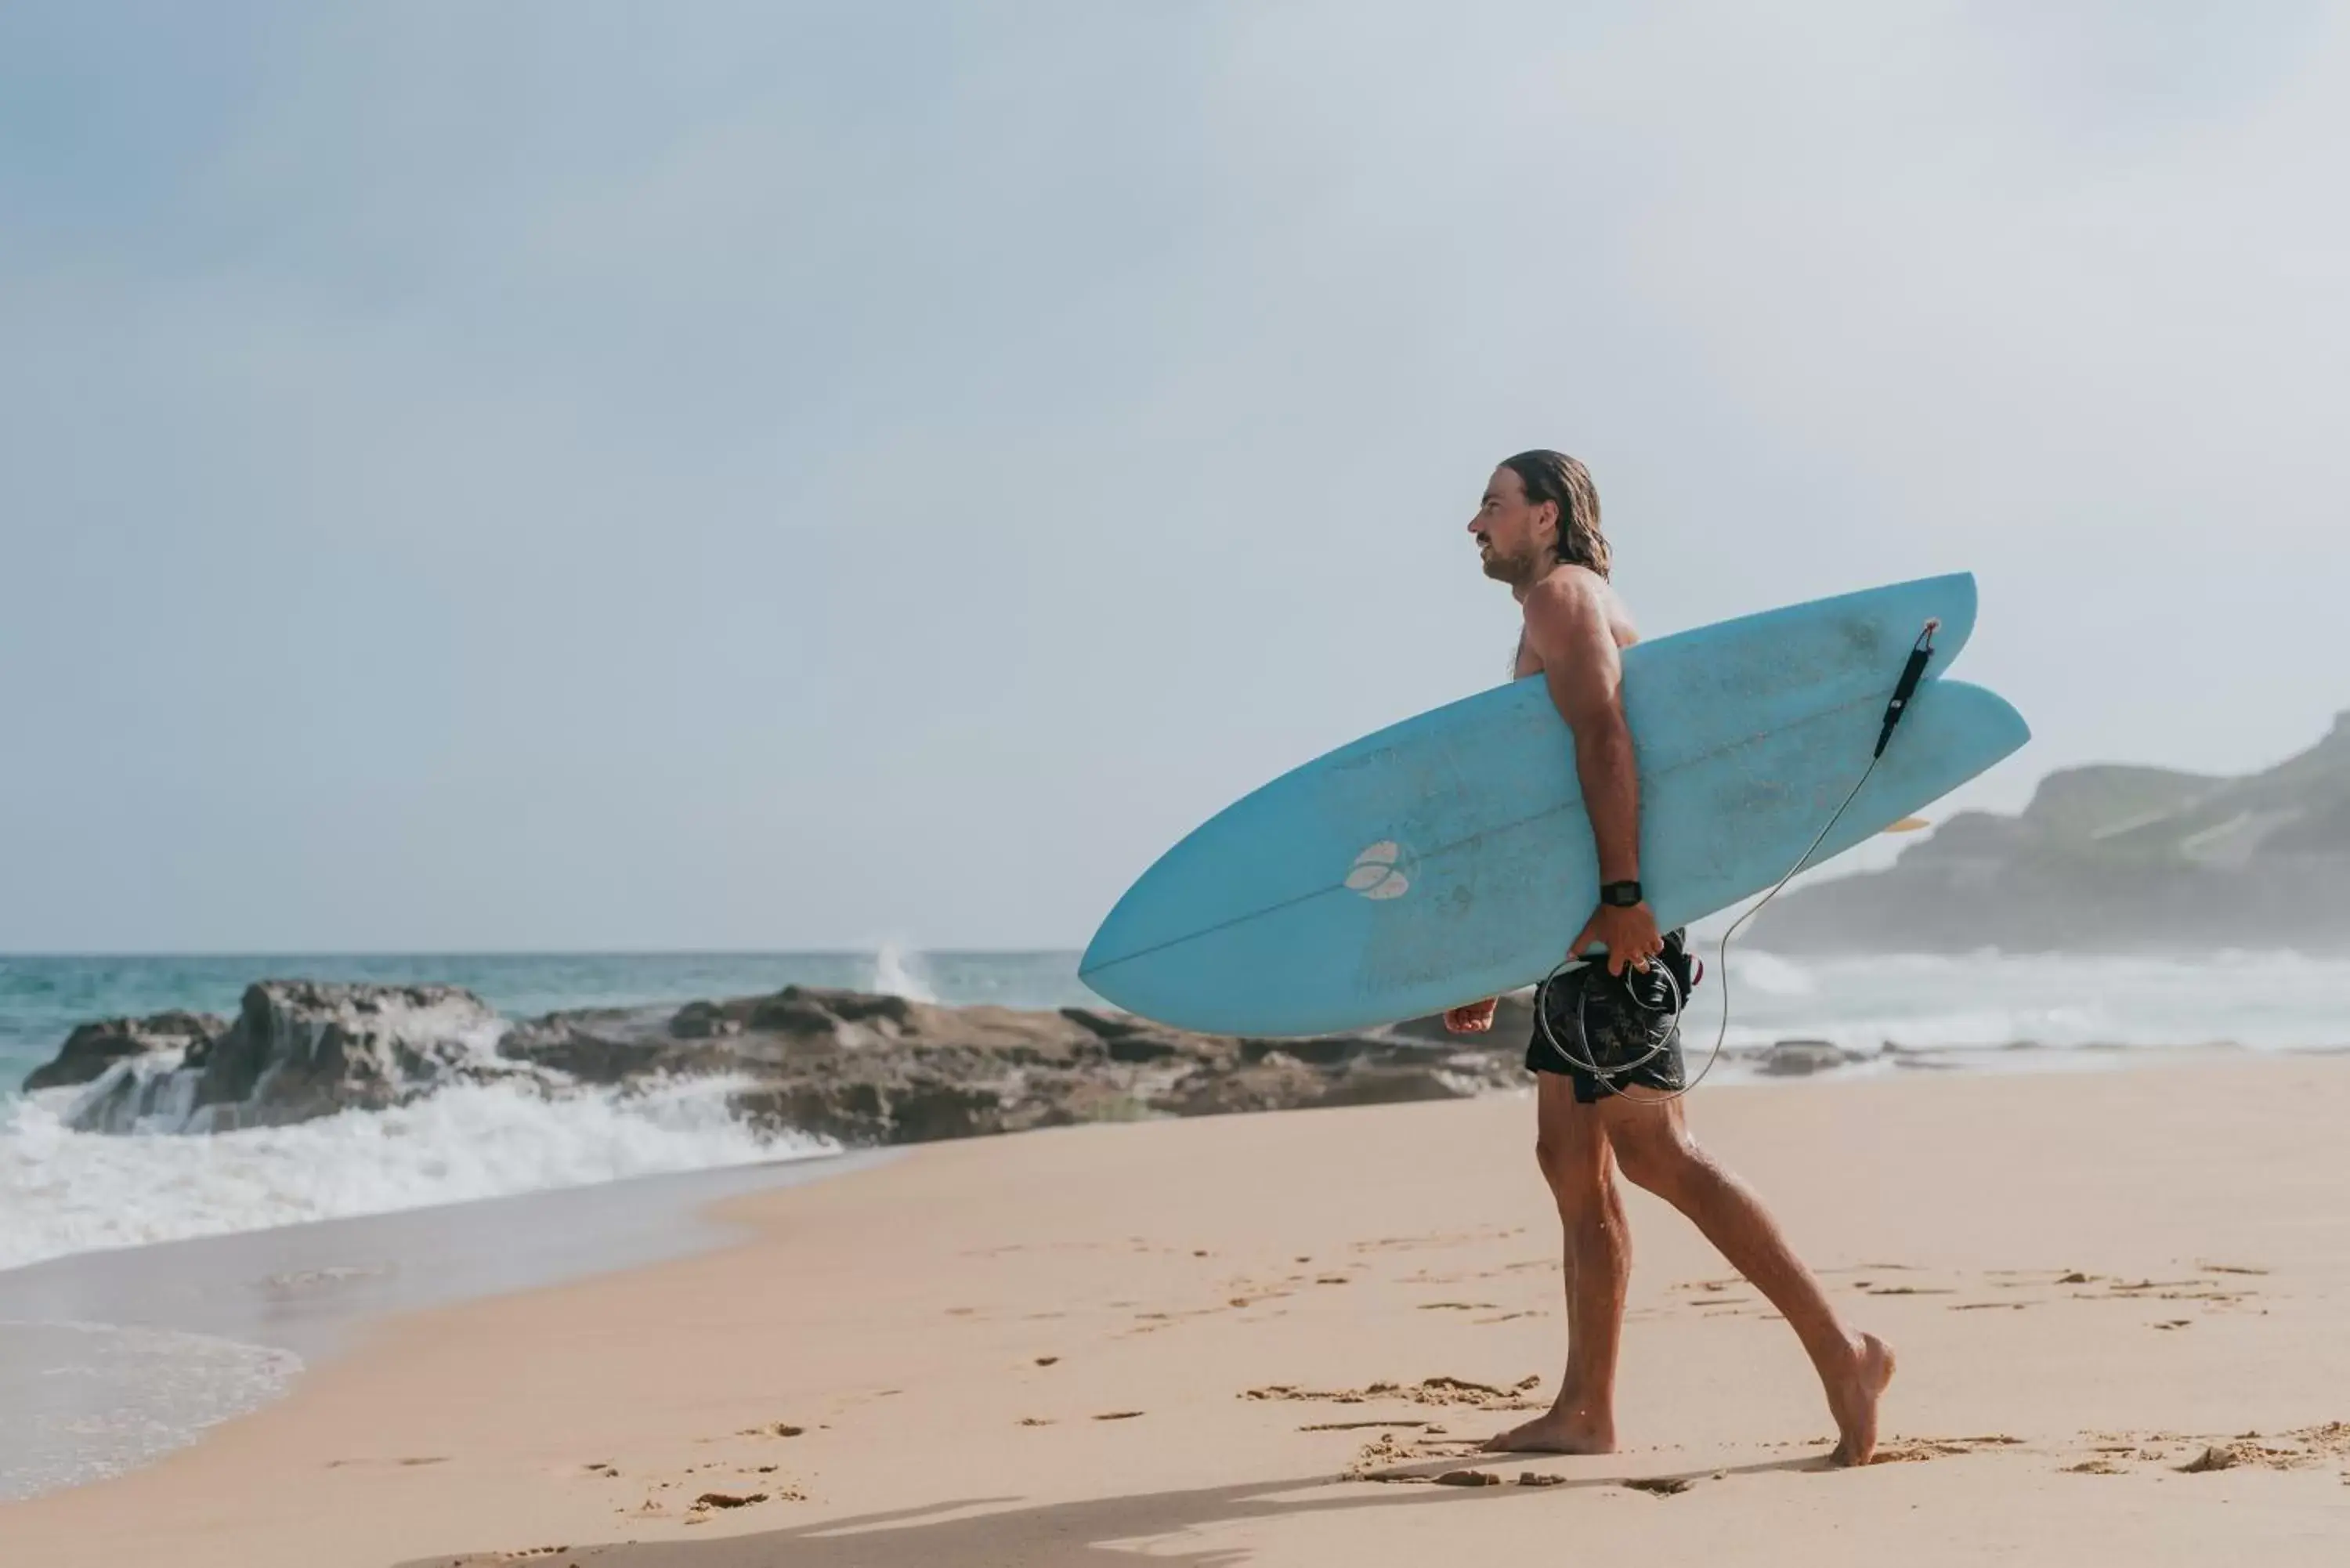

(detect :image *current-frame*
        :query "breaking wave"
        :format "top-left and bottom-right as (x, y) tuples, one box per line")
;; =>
(0, 1075), (829, 1274)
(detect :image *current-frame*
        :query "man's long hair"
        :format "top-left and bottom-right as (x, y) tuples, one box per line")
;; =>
(1501, 450), (1610, 580)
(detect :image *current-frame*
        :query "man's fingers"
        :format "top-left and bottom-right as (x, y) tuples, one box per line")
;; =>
(1569, 917), (1600, 958)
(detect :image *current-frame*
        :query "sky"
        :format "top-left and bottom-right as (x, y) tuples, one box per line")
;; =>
(2, 1), (2345, 953)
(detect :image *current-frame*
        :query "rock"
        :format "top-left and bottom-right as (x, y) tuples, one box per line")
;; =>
(1061, 1008), (1188, 1062)
(668, 1001), (743, 1039)
(1434, 1469), (1502, 1487)
(1158, 1050), (1329, 1118)
(1754, 1039), (1856, 1078)
(501, 1005), (737, 1082)
(63, 982), (533, 1134)
(745, 993), (843, 1036)
(1316, 1062), (1494, 1107)
(22, 1010), (224, 1093)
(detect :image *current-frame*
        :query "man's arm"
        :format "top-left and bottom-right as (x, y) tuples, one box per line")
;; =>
(1522, 572), (1665, 974)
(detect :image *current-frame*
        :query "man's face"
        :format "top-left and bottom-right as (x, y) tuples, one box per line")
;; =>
(1469, 465), (1555, 584)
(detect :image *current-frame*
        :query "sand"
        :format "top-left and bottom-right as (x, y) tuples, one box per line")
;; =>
(6, 1053), (2349, 1566)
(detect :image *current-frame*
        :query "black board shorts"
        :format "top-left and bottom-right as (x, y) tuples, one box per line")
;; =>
(1524, 929), (1699, 1104)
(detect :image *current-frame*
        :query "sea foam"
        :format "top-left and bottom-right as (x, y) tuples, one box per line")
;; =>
(0, 1075), (828, 1274)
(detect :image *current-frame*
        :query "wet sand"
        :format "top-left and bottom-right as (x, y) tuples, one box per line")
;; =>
(5, 1057), (2348, 1565)
(0, 1152), (886, 1501)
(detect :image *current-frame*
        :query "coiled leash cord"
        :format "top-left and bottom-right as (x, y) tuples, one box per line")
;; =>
(1532, 619), (1942, 1102)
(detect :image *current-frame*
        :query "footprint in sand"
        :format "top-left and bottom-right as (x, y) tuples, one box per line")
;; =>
(2067, 1424), (2350, 1476)
(1245, 1376), (1543, 1411)
(1869, 1436), (2024, 1465)
(1623, 1476), (1693, 1496)
(1820, 1263), (1924, 1276)
(1301, 1418), (1434, 1432)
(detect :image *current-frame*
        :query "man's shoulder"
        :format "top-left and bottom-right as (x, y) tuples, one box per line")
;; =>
(1521, 564), (1612, 617)
(1521, 565), (1635, 652)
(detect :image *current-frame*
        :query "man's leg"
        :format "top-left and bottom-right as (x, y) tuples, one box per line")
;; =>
(1596, 1088), (1894, 1465)
(1482, 1074), (1627, 1454)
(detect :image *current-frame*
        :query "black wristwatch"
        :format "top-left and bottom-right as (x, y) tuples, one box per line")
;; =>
(1599, 880), (1645, 908)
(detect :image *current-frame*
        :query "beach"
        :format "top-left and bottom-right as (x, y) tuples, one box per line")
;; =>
(5, 1051), (2346, 1566)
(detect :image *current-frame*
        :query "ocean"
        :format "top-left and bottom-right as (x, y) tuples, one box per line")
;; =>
(6, 945), (2350, 1277)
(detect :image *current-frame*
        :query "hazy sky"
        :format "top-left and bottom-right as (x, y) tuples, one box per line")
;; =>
(4, 2), (2345, 952)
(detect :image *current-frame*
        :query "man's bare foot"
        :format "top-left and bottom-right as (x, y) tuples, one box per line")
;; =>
(1826, 1332), (1896, 1466)
(1480, 1404), (1616, 1454)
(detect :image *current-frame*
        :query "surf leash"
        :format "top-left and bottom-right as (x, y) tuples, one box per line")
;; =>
(1534, 618), (1941, 1100)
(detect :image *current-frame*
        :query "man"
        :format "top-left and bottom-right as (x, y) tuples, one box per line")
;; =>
(1446, 450), (1893, 1467)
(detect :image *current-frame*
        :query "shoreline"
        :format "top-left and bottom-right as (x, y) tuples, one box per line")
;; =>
(0, 1150), (888, 1503)
(5, 1053), (2348, 1565)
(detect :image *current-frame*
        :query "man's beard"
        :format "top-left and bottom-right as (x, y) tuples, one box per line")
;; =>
(1480, 544), (1537, 585)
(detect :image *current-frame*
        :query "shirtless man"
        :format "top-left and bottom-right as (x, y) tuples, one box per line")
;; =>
(1446, 450), (1894, 1467)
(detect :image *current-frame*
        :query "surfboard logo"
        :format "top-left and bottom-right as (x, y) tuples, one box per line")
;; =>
(1345, 840), (1412, 901)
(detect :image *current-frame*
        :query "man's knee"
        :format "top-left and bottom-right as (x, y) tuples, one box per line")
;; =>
(1535, 1132), (1607, 1212)
(1608, 1125), (1704, 1201)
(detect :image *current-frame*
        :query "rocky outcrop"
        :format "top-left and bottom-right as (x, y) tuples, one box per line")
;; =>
(60, 982), (538, 1134)
(1752, 1039), (1865, 1077)
(501, 985), (1528, 1145)
(20, 1010), (225, 1093)
(1752, 708), (2350, 955)
(29, 977), (1549, 1145)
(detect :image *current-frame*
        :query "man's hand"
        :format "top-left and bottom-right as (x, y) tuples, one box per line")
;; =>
(1444, 998), (1499, 1034)
(1571, 902), (1664, 977)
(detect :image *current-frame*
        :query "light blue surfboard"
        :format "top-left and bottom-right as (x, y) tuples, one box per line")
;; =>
(1081, 573), (2028, 1036)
